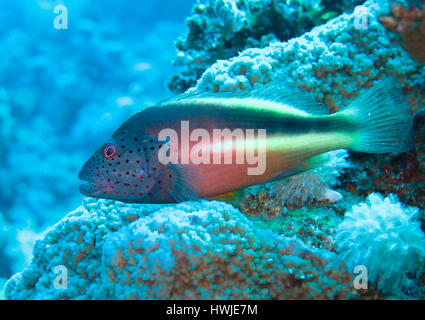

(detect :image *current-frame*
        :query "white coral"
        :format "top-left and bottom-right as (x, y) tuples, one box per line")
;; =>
(336, 193), (425, 296)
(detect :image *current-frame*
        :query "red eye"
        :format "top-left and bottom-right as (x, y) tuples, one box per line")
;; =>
(104, 145), (117, 159)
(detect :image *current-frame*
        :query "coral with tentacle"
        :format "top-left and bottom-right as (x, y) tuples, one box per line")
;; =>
(336, 193), (425, 297)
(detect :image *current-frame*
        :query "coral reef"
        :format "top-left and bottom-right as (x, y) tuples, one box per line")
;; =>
(379, 1), (425, 65)
(168, 0), (364, 93)
(3, 0), (425, 301)
(340, 147), (425, 210)
(240, 187), (364, 252)
(191, 0), (425, 210)
(336, 193), (425, 297)
(237, 149), (352, 250)
(195, 0), (425, 110)
(5, 199), (356, 300)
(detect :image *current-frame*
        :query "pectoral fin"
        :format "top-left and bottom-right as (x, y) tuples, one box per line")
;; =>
(166, 165), (202, 202)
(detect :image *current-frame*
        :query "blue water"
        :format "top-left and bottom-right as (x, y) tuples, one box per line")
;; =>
(0, 0), (195, 278)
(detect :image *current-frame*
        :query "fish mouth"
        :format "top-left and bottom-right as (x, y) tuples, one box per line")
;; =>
(79, 181), (103, 197)
(78, 170), (106, 197)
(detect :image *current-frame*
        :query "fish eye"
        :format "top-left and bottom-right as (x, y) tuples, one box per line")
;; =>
(104, 144), (118, 159)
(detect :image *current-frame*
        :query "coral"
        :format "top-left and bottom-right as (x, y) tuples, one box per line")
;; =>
(379, 1), (425, 64)
(246, 199), (347, 252)
(340, 147), (425, 210)
(5, 199), (356, 300)
(335, 193), (425, 297)
(239, 187), (365, 252)
(168, 0), (364, 93)
(195, 0), (425, 111)
(233, 150), (352, 250)
(191, 0), (425, 210)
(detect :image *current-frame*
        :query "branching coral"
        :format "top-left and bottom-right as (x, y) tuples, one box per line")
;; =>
(379, 1), (425, 64)
(336, 193), (425, 297)
(5, 199), (356, 300)
(195, 0), (425, 110)
(168, 0), (364, 93)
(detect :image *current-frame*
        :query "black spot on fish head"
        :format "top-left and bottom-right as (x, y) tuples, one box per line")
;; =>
(79, 122), (170, 203)
(78, 134), (155, 202)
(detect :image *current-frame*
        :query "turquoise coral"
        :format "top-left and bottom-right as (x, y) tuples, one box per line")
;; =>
(168, 0), (364, 93)
(5, 199), (355, 299)
(195, 0), (425, 109)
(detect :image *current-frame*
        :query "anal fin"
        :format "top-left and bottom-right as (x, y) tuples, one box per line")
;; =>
(207, 189), (245, 205)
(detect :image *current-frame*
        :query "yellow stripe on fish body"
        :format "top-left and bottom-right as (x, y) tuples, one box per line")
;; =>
(228, 132), (353, 177)
(264, 133), (354, 157)
(221, 132), (354, 157)
(168, 97), (314, 118)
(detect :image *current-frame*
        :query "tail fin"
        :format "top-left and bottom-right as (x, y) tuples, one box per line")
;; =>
(344, 78), (414, 154)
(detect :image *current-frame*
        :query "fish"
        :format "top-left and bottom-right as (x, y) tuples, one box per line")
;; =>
(78, 78), (414, 204)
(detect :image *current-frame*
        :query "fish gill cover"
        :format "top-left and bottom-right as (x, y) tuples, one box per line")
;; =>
(1, 0), (425, 300)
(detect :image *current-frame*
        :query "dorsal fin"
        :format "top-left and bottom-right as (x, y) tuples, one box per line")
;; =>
(158, 89), (249, 105)
(249, 79), (330, 115)
(160, 78), (330, 116)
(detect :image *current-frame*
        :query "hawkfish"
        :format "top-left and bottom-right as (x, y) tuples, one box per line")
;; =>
(78, 78), (413, 203)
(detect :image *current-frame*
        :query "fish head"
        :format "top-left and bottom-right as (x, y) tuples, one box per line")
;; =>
(79, 129), (165, 202)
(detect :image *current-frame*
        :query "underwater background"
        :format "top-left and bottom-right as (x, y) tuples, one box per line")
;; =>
(1, 0), (425, 300)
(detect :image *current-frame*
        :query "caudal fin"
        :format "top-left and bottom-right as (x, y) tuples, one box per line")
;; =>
(344, 78), (414, 154)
